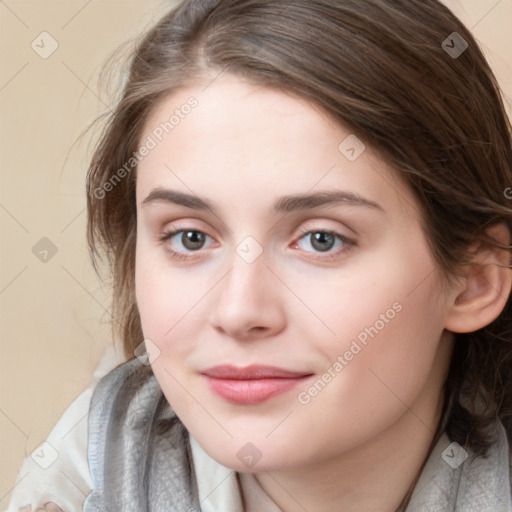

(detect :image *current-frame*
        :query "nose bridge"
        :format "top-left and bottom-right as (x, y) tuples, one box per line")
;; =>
(210, 242), (285, 338)
(222, 246), (268, 302)
(216, 230), (268, 295)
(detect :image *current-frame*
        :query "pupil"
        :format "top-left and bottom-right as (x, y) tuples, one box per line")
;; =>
(182, 231), (205, 250)
(311, 232), (335, 252)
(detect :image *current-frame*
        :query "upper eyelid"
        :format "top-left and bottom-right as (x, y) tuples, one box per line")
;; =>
(295, 225), (350, 237)
(160, 217), (354, 236)
(160, 228), (216, 243)
(160, 225), (350, 238)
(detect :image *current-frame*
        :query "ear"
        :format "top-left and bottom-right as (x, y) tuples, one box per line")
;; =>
(445, 223), (512, 333)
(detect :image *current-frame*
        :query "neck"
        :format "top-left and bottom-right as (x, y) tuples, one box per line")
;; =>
(257, 401), (443, 512)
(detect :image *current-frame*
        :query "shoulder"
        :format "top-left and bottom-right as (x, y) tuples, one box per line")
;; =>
(6, 346), (124, 512)
(407, 421), (512, 511)
(6, 386), (94, 512)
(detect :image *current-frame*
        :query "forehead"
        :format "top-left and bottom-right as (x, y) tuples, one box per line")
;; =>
(136, 75), (417, 221)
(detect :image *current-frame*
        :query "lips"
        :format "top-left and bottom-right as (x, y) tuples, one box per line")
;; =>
(202, 364), (311, 380)
(201, 365), (313, 405)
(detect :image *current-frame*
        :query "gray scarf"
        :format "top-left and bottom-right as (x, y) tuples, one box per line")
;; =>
(83, 357), (512, 511)
(83, 357), (201, 511)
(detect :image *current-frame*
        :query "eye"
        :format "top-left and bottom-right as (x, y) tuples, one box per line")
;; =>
(294, 230), (354, 258)
(160, 229), (216, 256)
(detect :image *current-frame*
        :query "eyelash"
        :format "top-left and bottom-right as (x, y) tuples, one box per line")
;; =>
(293, 226), (355, 261)
(158, 226), (356, 262)
(158, 229), (215, 261)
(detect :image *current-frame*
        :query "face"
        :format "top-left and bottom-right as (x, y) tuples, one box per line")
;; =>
(135, 75), (456, 472)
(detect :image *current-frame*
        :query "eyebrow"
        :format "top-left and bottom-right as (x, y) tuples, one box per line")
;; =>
(141, 188), (384, 214)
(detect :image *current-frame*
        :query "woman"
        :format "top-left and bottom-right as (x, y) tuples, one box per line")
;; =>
(9, 0), (512, 510)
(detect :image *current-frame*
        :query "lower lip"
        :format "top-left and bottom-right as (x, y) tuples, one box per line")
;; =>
(204, 376), (311, 405)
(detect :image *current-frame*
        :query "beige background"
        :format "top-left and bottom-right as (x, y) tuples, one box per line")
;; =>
(1, 0), (511, 505)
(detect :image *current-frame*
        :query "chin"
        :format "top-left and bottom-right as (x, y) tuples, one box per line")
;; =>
(193, 431), (307, 473)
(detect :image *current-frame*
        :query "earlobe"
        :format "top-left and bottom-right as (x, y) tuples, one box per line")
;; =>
(445, 223), (512, 334)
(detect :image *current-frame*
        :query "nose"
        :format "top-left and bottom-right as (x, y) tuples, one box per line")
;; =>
(209, 251), (287, 341)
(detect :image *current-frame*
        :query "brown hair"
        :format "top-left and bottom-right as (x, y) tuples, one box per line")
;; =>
(87, 0), (512, 456)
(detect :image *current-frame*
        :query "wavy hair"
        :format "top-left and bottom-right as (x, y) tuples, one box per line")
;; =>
(87, 0), (512, 456)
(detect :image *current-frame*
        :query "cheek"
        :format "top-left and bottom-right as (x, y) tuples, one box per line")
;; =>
(135, 239), (207, 342)
(287, 274), (449, 459)
(300, 236), (448, 398)
(135, 244), (208, 409)
(291, 246), (443, 358)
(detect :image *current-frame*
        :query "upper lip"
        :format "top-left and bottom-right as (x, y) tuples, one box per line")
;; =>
(201, 365), (313, 380)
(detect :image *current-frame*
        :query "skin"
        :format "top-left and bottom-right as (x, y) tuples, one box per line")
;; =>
(134, 75), (508, 512)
